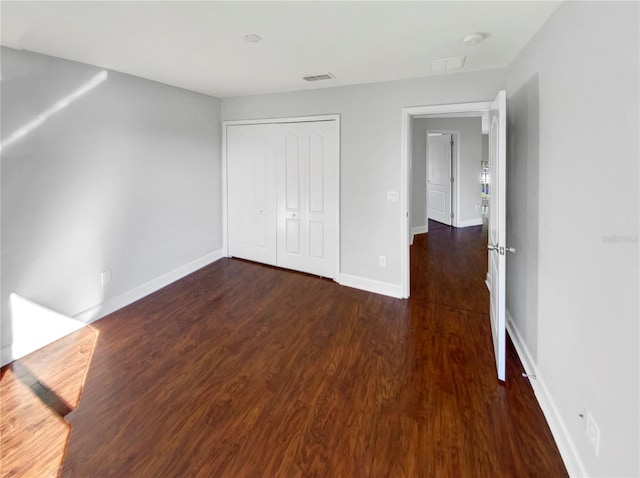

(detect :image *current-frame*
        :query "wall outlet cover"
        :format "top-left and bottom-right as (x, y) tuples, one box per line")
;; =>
(586, 412), (600, 456)
(101, 270), (112, 285)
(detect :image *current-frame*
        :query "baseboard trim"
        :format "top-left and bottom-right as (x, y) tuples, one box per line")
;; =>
(411, 225), (427, 245)
(338, 273), (404, 299)
(1, 249), (225, 366)
(456, 218), (483, 228)
(506, 310), (587, 478)
(74, 249), (225, 324)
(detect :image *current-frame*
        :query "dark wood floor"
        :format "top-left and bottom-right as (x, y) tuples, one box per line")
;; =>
(1, 224), (567, 477)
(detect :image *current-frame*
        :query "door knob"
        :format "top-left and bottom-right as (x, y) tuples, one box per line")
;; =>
(488, 244), (516, 255)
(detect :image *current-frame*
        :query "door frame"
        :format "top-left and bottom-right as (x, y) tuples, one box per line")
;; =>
(425, 129), (460, 229)
(401, 102), (491, 298)
(222, 114), (341, 280)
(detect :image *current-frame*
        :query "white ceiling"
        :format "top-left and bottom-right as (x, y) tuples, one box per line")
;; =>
(0, 1), (561, 98)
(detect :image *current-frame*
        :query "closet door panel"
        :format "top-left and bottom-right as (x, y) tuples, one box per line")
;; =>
(226, 124), (277, 265)
(227, 119), (338, 279)
(276, 121), (338, 278)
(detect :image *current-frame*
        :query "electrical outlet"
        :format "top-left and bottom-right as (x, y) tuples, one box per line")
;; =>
(101, 270), (112, 285)
(379, 255), (387, 267)
(386, 191), (399, 202)
(586, 412), (600, 456)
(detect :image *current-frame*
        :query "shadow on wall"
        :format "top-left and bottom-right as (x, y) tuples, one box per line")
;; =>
(506, 73), (540, 361)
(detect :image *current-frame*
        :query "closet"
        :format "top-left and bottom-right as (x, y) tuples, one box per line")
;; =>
(226, 117), (339, 279)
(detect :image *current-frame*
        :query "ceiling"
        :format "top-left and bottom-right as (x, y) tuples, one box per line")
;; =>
(0, 1), (561, 98)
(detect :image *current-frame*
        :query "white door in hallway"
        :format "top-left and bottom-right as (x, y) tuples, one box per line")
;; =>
(487, 90), (508, 381)
(427, 133), (453, 225)
(276, 121), (339, 278)
(226, 119), (339, 279)
(227, 124), (277, 265)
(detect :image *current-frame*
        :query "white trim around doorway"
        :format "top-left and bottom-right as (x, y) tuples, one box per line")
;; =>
(400, 102), (492, 298)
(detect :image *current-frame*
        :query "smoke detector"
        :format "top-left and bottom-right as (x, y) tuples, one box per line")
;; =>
(462, 33), (487, 46)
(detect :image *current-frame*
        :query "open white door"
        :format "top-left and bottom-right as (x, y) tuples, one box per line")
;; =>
(487, 90), (508, 381)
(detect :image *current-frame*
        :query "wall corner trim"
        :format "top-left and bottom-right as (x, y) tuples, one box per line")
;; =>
(506, 310), (587, 478)
(338, 273), (405, 299)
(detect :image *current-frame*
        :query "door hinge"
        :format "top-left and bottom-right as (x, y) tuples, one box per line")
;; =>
(450, 213), (454, 219)
(450, 177), (454, 182)
(450, 140), (454, 147)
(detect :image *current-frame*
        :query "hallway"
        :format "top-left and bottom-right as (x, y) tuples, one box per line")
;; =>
(411, 219), (490, 313)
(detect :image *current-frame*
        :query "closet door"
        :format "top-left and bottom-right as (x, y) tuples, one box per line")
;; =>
(226, 124), (277, 265)
(276, 121), (338, 278)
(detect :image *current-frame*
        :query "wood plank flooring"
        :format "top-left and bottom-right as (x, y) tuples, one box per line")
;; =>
(1, 223), (568, 477)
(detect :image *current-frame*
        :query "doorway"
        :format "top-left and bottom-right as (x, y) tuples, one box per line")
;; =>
(400, 92), (508, 381)
(400, 102), (492, 297)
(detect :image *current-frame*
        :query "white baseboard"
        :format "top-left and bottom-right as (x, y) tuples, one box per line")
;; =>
(338, 273), (404, 299)
(456, 218), (483, 228)
(74, 249), (225, 323)
(411, 225), (428, 245)
(1, 249), (225, 366)
(506, 310), (587, 478)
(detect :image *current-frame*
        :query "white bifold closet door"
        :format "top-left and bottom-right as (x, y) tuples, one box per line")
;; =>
(227, 120), (338, 279)
(227, 124), (277, 266)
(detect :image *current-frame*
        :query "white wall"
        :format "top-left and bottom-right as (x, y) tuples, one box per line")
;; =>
(411, 117), (484, 230)
(222, 70), (506, 291)
(1, 47), (223, 363)
(506, 2), (639, 477)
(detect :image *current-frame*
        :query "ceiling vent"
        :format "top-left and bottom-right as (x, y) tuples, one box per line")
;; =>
(303, 73), (335, 82)
(430, 56), (466, 73)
